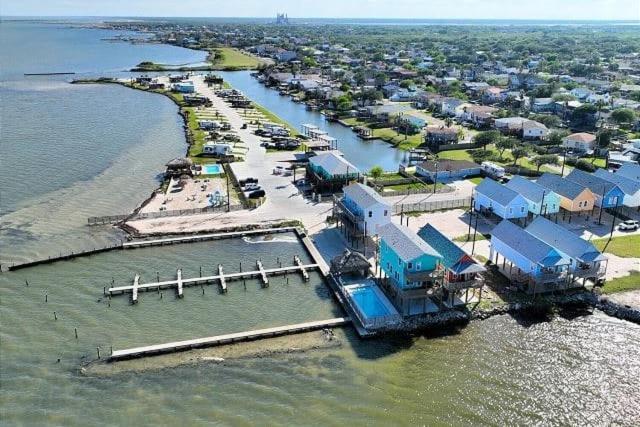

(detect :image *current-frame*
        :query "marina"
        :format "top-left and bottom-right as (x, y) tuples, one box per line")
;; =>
(108, 259), (320, 300)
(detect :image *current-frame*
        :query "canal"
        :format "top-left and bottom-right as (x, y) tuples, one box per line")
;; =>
(219, 71), (406, 172)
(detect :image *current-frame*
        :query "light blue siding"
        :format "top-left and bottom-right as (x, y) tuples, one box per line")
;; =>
(379, 241), (440, 290)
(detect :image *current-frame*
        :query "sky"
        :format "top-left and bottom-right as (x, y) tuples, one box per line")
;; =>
(1, 0), (639, 21)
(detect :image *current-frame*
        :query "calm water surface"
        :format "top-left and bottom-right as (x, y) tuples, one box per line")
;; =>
(1, 19), (639, 427)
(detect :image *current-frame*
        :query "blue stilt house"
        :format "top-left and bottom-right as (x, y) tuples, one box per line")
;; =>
(565, 169), (624, 208)
(474, 178), (529, 220)
(378, 222), (444, 316)
(490, 219), (571, 293)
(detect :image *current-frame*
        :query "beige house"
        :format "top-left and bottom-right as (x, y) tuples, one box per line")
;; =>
(562, 132), (597, 153)
(536, 173), (596, 212)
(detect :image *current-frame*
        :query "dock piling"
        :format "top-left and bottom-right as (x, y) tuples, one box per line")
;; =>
(74, 328), (78, 339)
(53, 311), (57, 321)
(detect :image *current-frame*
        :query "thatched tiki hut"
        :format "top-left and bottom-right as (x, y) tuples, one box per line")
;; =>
(165, 157), (194, 178)
(330, 249), (371, 278)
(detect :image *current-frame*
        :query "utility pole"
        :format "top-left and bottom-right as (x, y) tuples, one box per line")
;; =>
(433, 157), (439, 194)
(560, 147), (567, 177)
(226, 170), (230, 212)
(597, 184), (606, 225)
(472, 208), (480, 255)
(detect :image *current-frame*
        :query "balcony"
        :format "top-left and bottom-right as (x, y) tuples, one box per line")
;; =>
(444, 275), (484, 291)
(333, 197), (363, 224)
(572, 264), (606, 279)
(405, 268), (444, 283)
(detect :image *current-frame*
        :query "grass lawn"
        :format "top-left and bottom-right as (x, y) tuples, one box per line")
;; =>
(467, 177), (483, 184)
(211, 47), (262, 70)
(252, 102), (300, 136)
(371, 127), (423, 150)
(437, 149), (475, 162)
(593, 234), (640, 258)
(384, 182), (430, 191)
(453, 233), (487, 242)
(341, 117), (365, 126)
(601, 271), (640, 294)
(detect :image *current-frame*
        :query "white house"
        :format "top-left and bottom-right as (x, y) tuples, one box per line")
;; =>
(522, 120), (549, 140)
(341, 183), (391, 233)
(441, 98), (466, 116)
(562, 133), (597, 153)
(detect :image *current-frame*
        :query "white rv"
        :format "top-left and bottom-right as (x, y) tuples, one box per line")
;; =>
(481, 161), (506, 179)
(203, 143), (233, 156)
(198, 120), (221, 130)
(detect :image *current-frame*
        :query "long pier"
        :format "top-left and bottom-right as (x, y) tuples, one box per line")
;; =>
(109, 317), (351, 360)
(108, 260), (319, 298)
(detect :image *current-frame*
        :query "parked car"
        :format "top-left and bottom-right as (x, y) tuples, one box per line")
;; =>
(244, 183), (261, 191)
(273, 166), (284, 175)
(239, 177), (258, 186)
(248, 189), (266, 199)
(618, 220), (639, 231)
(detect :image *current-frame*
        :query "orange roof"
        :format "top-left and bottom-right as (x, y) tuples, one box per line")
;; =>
(565, 132), (596, 143)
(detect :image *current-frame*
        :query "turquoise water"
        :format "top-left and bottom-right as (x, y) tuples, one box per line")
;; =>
(346, 284), (394, 319)
(202, 164), (222, 175)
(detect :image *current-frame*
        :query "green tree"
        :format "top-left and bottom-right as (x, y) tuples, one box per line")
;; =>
(532, 154), (559, 172)
(511, 146), (530, 166)
(495, 137), (515, 160)
(474, 130), (501, 151)
(610, 108), (636, 125)
(369, 165), (384, 180)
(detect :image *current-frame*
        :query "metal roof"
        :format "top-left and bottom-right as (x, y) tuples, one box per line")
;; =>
(525, 217), (607, 263)
(505, 176), (555, 204)
(309, 152), (359, 176)
(616, 163), (640, 182)
(594, 169), (640, 196)
(536, 173), (590, 200)
(491, 220), (570, 267)
(475, 178), (523, 206)
(418, 224), (486, 275)
(343, 183), (390, 209)
(378, 223), (442, 262)
(566, 169), (622, 196)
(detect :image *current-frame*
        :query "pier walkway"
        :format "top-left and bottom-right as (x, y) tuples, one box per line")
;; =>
(110, 317), (351, 360)
(108, 260), (319, 298)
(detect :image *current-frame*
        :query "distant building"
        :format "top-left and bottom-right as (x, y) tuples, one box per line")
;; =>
(505, 176), (561, 216)
(416, 160), (481, 182)
(562, 133), (597, 153)
(565, 169), (625, 208)
(536, 173), (595, 213)
(307, 151), (360, 193)
(338, 183), (391, 234)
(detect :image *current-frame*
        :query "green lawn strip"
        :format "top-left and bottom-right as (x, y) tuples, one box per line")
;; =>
(371, 127), (423, 150)
(210, 47), (261, 70)
(467, 177), (483, 184)
(452, 233), (487, 242)
(251, 102), (300, 136)
(601, 271), (640, 294)
(593, 234), (640, 258)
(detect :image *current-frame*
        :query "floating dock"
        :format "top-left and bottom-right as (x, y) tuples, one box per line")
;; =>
(108, 259), (319, 298)
(109, 317), (351, 360)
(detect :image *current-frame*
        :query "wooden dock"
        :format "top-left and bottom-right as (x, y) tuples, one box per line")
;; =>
(109, 317), (351, 360)
(108, 261), (319, 298)
(122, 227), (297, 249)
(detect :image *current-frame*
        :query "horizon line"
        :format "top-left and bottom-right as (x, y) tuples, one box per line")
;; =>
(2, 15), (640, 22)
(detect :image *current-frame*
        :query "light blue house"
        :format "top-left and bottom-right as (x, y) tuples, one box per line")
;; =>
(525, 216), (607, 285)
(378, 222), (444, 315)
(474, 178), (529, 219)
(490, 219), (571, 293)
(565, 169), (625, 208)
(505, 175), (561, 216)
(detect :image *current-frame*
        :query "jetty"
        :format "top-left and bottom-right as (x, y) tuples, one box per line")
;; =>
(108, 259), (319, 298)
(24, 72), (76, 76)
(109, 317), (351, 360)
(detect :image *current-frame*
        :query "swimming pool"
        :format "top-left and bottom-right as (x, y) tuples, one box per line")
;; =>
(343, 282), (398, 321)
(202, 164), (222, 175)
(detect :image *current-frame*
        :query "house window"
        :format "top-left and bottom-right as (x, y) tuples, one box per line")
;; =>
(520, 206), (525, 213)
(368, 210), (372, 218)
(398, 257), (402, 266)
(384, 210), (388, 216)
(408, 262), (413, 269)
(509, 207), (513, 214)
(416, 262), (421, 270)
